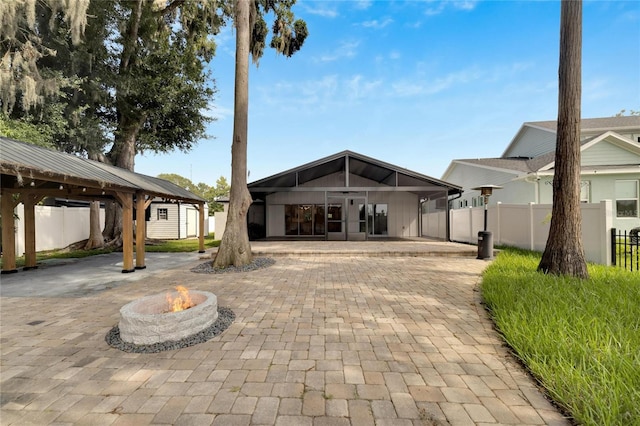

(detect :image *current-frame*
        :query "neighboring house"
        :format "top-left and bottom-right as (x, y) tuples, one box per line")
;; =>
(146, 199), (209, 239)
(246, 150), (461, 240)
(442, 116), (640, 232)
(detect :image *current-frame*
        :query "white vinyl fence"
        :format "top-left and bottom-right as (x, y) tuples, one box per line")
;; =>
(423, 200), (613, 265)
(13, 205), (106, 255)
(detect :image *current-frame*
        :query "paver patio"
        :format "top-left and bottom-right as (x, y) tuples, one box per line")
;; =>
(0, 241), (570, 425)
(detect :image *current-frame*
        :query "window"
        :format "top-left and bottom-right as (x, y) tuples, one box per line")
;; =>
(615, 180), (639, 218)
(580, 181), (590, 203)
(157, 208), (168, 220)
(364, 203), (388, 235)
(285, 204), (326, 235)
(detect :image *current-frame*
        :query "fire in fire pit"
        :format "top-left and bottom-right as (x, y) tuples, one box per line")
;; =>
(166, 285), (194, 312)
(118, 287), (218, 345)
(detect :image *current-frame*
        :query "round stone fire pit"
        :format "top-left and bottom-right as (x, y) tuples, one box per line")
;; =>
(119, 290), (218, 345)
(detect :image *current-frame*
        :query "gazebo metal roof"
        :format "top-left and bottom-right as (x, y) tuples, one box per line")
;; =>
(0, 137), (205, 202)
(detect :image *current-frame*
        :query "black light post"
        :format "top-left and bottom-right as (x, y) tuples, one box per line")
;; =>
(471, 185), (502, 259)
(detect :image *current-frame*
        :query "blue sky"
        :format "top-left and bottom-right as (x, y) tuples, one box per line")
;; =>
(135, 0), (640, 186)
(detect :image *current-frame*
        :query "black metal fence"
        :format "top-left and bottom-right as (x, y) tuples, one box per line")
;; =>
(611, 228), (640, 272)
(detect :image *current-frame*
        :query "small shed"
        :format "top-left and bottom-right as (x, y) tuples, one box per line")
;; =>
(146, 198), (209, 240)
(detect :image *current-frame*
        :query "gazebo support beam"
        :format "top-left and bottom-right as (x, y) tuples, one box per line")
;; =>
(135, 192), (148, 270)
(196, 202), (206, 253)
(1, 191), (18, 274)
(22, 194), (45, 270)
(115, 192), (135, 273)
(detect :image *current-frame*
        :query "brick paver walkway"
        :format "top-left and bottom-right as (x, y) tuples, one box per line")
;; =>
(1, 243), (570, 425)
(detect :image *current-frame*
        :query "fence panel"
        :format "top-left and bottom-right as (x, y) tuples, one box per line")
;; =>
(446, 200), (614, 265)
(611, 228), (640, 272)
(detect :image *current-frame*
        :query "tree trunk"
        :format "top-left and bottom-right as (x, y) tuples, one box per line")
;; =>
(538, 0), (589, 279)
(103, 118), (138, 246)
(213, 0), (253, 268)
(84, 201), (105, 249)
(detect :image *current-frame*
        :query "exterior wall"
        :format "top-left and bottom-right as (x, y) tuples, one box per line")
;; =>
(448, 201), (614, 265)
(581, 140), (637, 166)
(446, 163), (525, 208)
(504, 127), (556, 158)
(14, 205), (105, 254)
(147, 203), (179, 239)
(533, 173), (640, 232)
(262, 185), (421, 238)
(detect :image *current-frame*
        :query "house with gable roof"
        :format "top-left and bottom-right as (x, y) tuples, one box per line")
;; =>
(442, 116), (640, 232)
(246, 150), (461, 240)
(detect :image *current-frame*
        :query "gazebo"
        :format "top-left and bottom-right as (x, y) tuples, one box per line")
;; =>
(1, 137), (207, 274)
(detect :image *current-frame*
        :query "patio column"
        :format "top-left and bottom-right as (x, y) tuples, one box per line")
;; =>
(198, 202), (205, 253)
(1, 190), (18, 274)
(135, 192), (147, 270)
(23, 194), (45, 270)
(115, 192), (135, 273)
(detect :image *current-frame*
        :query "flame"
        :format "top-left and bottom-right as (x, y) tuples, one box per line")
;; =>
(166, 286), (194, 312)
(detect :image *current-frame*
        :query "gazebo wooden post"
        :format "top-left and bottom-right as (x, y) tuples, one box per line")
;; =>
(1, 190), (18, 274)
(115, 192), (135, 273)
(23, 194), (45, 270)
(135, 192), (147, 270)
(198, 202), (206, 253)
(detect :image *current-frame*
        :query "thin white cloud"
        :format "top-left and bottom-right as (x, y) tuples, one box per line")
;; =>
(300, 3), (339, 18)
(360, 17), (393, 29)
(353, 0), (372, 10)
(346, 75), (383, 100)
(424, 0), (479, 16)
(391, 67), (483, 96)
(203, 103), (233, 120)
(315, 40), (360, 63)
(255, 74), (384, 113)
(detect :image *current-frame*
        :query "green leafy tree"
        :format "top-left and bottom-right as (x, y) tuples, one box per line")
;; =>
(0, 0), (89, 114)
(3, 1), (224, 247)
(157, 173), (229, 213)
(101, 1), (222, 245)
(615, 109), (640, 116)
(211, 176), (231, 213)
(538, 0), (588, 279)
(0, 116), (52, 148)
(213, 0), (308, 268)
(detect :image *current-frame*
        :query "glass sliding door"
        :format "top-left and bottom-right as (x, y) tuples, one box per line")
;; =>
(284, 204), (326, 236)
(367, 203), (388, 236)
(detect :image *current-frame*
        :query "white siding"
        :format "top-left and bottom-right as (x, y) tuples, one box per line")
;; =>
(504, 127), (556, 158)
(446, 163), (524, 208)
(582, 140), (640, 166)
(147, 204), (179, 239)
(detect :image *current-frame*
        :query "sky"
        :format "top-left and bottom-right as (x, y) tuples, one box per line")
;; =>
(135, 0), (640, 186)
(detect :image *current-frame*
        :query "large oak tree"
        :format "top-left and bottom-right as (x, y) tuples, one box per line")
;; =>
(2, 1), (222, 248)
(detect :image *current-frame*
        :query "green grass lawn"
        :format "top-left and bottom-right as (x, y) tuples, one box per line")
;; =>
(482, 248), (640, 426)
(2, 235), (220, 268)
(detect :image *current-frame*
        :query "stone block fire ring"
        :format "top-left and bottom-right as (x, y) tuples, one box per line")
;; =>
(106, 287), (234, 353)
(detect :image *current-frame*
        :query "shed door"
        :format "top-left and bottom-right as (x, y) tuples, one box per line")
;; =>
(186, 208), (198, 237)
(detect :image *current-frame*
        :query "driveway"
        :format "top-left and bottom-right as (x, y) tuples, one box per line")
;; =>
(0, 241), (569, 425)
